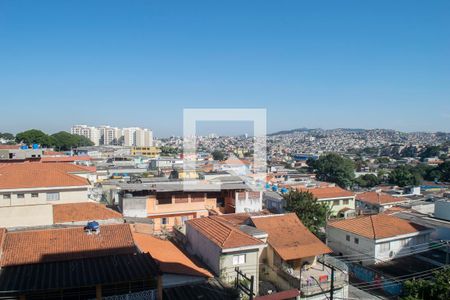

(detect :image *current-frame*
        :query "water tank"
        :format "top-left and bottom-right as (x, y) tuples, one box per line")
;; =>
(272, 186), (278, 192)
(281, 187), (288, 194)
(32, 143), (39, 149)
(265, 183), (271, 189)
(86, 221), (100, 231)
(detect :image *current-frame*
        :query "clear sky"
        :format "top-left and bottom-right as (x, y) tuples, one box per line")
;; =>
(0, 0), (449, 137)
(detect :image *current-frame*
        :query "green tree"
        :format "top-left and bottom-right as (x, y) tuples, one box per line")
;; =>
(420, 146), (441, 160)
(389, 165), (422, 187)
(212, 150), (225, 161)
(0, 132), (15, 141)
(15, 129), (53, 147)
(402, 268), (450, 300)
(51, 131), (94, 151)
(284, 190), (331, 236)
(355, 174), (379, 188)
(308, 153), (355, 188)
(437, 161), (450, 182)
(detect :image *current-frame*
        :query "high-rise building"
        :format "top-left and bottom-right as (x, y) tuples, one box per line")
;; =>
(71, 125), (153, 147)
(123, 127), (153, 147)
(98, 126), (122, 145)
(70, 125), (101, 146)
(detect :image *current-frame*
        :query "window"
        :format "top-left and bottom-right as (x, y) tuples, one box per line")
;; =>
(46, 192), (60, 201)
(346, 235), (350, 242)
(343, 199), (349, 205)
(400, 239), (410, 247)
(17, 194), (25, 199)
(31, 193), (39, 198)
(333, 200), (340, 206)
(379, 242), (390, 253)
(233, 254), (246, 265)
(354, 238), (359, 244)
(161, 218), (168, 225)
(2, 194), (11, 199)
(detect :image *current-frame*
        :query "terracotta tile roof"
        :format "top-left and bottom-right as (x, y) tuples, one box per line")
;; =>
(187, 217), (264, 249)
(295, 186), (354, 199)
(251, 213), (331, 261)
(0, 163), (90, 189)
(212, 210), (272, 227)
(41, 156), (92, 163)
(356, 191), (403, 205)
(131, 227), (212, 278)
(0, 228), (5, 253)
(0, 145), (20, 150)
(53, 202), (123, 224)
(0, 224), (136, 267)
(327, 214), (430, 239)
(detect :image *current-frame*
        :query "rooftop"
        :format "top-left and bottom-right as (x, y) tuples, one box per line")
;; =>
(187, 217), (264, 250)
(295, 186), (354, 199)
(356, 191), (404, 205)
(0, 163), (91, 190)
(0, 224), (136, 267)
(251, 213), (332, 260)
(327, 214), (431, 239)
(131, 227), (212, 278)
(53, 202), (123, 224)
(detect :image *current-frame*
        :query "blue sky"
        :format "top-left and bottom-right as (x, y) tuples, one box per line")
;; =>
(0, 0), (449, 136)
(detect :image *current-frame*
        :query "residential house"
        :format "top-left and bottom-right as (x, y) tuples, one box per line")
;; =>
(356, 191), (409, 214)
(295, 186), (356, 218)
(118, 181), (262, 232)
(185, 216), (266, 294)
(326, 214), (433, 266)
(0, 224), (161, 299)
(250, 214), (348, 299)
(0, 163), (94, 228)
(131, 225), (213, 288)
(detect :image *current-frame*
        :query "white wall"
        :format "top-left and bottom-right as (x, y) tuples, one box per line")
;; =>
(185, 223), (222, 275)
(434, 200), (450, 221)
(326, 226), (376, 265)
(0, 187), (89, 207)
(0, 205), (53, 228)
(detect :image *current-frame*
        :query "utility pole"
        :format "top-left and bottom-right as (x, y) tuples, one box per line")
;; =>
(330, 266), (335, 300)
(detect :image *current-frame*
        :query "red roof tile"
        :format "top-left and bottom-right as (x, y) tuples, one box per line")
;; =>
(356, 191), (403, 205)
(295, 186), (354, 199)
(187, 217), (264, 249)
(132, 228), (212, 278)
(53, 202), (123, 224)
(251, 213), (331, 260)
(328, 214), (430, 239)
(0, 163), (90, 189)
(0, 224), (136, 267)
(41, 156), (92, 163)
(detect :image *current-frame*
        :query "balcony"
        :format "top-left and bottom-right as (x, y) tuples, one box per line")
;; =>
(267, 258), (348, 296)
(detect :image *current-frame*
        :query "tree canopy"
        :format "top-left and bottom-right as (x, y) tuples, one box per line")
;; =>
(212, 150), (225, 161)
(402, 267), (450, 300)
(284, 190), (331, 236)
(51, 131), (94, 151)
(389, 165), (422, 187)
(307, 153), (355, 188)
(355, 174), (380, 188)
(15, 129), (53, 147)
(15, 129), (93, 150)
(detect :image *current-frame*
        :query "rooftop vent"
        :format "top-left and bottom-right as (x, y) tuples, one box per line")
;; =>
(84, 221), (100, 235)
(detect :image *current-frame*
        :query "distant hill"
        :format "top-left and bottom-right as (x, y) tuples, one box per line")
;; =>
(268, 127), (448, 136)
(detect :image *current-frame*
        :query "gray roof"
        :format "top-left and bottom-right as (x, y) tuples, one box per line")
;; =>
(239, 224), (267, 237)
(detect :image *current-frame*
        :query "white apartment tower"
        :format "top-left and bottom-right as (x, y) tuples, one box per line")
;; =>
(98, 126), (122, 145)
(70, 125), (101, 146)
(123, 127), (153, 147)
(71, 125), (152, 147)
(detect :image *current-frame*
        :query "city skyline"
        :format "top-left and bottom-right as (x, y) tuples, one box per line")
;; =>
(1, 1), (450, 135)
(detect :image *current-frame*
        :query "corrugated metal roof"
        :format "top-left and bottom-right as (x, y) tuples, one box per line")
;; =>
(0, 253), (159, 293)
